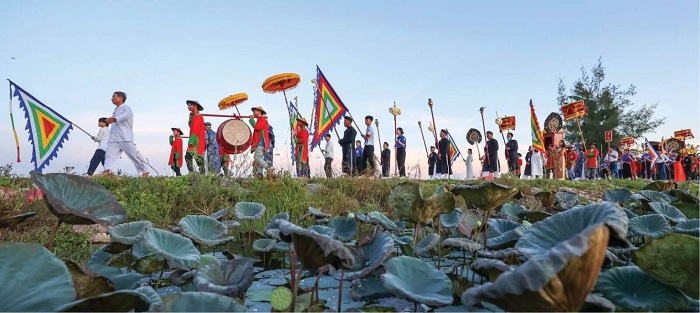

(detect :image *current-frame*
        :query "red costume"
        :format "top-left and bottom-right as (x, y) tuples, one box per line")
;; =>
(249, 117), (270, 152)
(566, 150), (578, 169)
(674, 159), (686, 182)
(546, 150), (555, 170)
(294, 127), (309, 164)
(187, 113), (205, 157)
(586, 148), (599, 168)
(169, 136), (183, 167)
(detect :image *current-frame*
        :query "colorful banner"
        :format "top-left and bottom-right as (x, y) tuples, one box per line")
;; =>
(561, 100), (586, 121)
(645, 137), (659, 165)
(446, 129), (462, 163)
(10, 80), (73, 172)
(674, 129), (694, 140)
(530, 99), (546, 153)
(620, 137), (635, 146)
(310, 66), (349, 150)
(498, 116), (516, 132)
(289, 101), (299, 164)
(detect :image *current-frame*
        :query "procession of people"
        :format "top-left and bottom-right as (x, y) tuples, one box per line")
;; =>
(83, 89), (698, 182)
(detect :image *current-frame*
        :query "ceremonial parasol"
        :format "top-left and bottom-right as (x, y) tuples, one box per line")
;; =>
(544, 112), (563, 134)
(218, 93), (248, 115)
(467, 128), (483, 158)
(262, 73), (301, 103)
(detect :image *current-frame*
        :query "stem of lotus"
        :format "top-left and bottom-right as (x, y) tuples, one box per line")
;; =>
(413, 223), (420, 257)
(154, 263), (166, 291)
(481, 211), (491, 250)
(292, 266), (304, 312)
(437, 217), (442, 270)
(338, 271), (345, 313)
(127, 247), (133, 272)
(47, 220), (62, 252)
(289, 247), (296, 288)
(414, 302), (418, 312)
(461, 250), (467, 278)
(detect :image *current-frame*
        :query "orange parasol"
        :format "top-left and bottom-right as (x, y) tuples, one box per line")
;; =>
(218, 93), (248, 111)
(261, 73), (301, 94)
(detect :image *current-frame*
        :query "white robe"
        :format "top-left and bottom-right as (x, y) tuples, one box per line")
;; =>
(531, 151), (545, 177)
(465, 155), (473, 179)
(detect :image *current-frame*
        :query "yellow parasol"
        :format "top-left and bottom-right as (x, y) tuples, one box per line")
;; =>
(218, 93), (248, 115)
(262, 73), (301, 95)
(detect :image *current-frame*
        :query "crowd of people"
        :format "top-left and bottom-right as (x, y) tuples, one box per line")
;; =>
(86, 91), (698, 181)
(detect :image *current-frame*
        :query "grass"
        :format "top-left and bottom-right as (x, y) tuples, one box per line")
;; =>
(1, 168), (698, 264)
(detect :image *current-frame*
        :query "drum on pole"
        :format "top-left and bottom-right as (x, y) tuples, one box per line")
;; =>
(216, 119), (253, 154)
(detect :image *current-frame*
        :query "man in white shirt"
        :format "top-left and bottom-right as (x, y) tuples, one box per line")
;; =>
(99, 91), (149, 177)
(656, 150), (670, 180)
(321, 134), (334, 178)
(604, 147), (620, 179)
(362, 115), (376, 175)
(86, 117), (111, 176)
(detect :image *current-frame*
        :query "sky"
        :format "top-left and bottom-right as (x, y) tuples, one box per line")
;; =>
(0, 0), (698, 178)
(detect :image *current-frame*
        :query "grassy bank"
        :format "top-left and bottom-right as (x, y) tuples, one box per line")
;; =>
(1, 171), (697, 263)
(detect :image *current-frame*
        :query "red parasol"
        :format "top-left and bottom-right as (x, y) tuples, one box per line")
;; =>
(218, 93), (248, 115)
(261, 73), (301, 95)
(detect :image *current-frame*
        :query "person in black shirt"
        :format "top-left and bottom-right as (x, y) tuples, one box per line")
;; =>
(428, 146), (438, 179)
(438, 130), (452, 179)
(380, 142), (391, 177)
(505, 132), (518, 174)
(337, 116), (357, 176)
(485, 131), (499, 174)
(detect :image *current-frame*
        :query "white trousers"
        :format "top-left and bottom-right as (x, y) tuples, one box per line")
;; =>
(104, 141), (148, 174)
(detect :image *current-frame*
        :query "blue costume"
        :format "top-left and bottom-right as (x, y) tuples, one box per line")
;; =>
(205, 128), (221, 174)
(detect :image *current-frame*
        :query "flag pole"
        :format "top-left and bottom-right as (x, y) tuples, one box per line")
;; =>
(8, 82), (20, 162)
(575, 117), (587, 149)
(418, 121), (429, 158)
(479, 107), (492, 180)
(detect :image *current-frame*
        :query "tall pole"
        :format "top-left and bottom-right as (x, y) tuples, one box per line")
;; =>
(390, 101), (401, 177)
(479, 107), (492, 179)
(575, 117), (587, 149)
(375, 119), (382, 147)
(418, 121), (429, 157)
(428, 99), (439, 147)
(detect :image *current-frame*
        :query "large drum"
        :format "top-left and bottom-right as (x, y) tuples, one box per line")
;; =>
(216, 119), (252, 154)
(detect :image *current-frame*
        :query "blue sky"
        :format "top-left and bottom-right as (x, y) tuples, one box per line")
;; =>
(1, 1), (697, 177)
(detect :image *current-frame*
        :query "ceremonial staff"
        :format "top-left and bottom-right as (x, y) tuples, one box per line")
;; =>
(428, 99), (439, 147)
(418, 121), (429, 158)
(479, 107), (492, 180)
(389, 101), (401, 176)
(375, 119), (382, 147)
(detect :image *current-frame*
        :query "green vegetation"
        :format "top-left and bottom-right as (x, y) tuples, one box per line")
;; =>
(1, 169), (697, 264)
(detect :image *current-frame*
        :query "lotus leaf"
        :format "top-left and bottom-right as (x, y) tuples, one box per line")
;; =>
(647, 201), (687, 223)
(56, 290), (151, 312)
(338, 226), (394, 280)
(534, 191), (555, 209)
(440, 210), (462, 228)
(278, 220), (354, 270)
(389, 182), (455, 223)
(177, 215), (235, 247)
(315, 218), (330, 224)
(210, 208), (230, 221)
(252, 239), (277, 252)
(621, 207), (637, 220)
(486, 219), (521, 250)
(159, 291), (248, 312)
(515, 202), (629, 257)
(554, 190), (579, 209)
(308, 206), (331, 218)
(441, 238), (483, 252)
(329, 216), (358, 240)
(351, 276), (393, 301)
(671, 201), (700, 219)
(463, 224), (609, 311)
(169, 269), (196, 287)
(602, 188), (634, 203)
(595, 266), (688, 311)
(516, 210), (551, 223)
(307, 225), (335, 237)
(391, 234), (413, 245)
(194, 258), (255, 298)
(366, 211), (400, 231)
(674, 219), (700, 236)
(265, 212), (290, 239)
(499, 202), (525, 219)
(450, 182), (519, 212)
(0, 243), (77, 311)
(670, 189), (699, 204)
(143, 228), (201, 269)
(222, 220), (241, 228)
(627, 214), (671, 238)
(415, 233), (440, 257)
(233, 202), (266, 221)
(273, 241), (289, 253)
(638, 190), (672, 203)
(108, 220), (152, 245)
(477, 248), (520, 261)
(63, 259), (114, 299)
(642, 180), (678, 191)
(581, 293), (616, 312)
(134, 286), (162, 312)
(0, 211), (37, 229)
(30, 171), (126, 225)
(457, 209), (484, 237)
(198, 255), (219, 267)
(134, 253), (166, 274)
(87, 247), (144, 290)
(470, 258), (515, 281)
(633, 233), (699, 298)
(381, 256), (453, 307)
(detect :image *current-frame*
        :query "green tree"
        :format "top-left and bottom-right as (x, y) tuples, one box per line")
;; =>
(557, 58), (665, 148)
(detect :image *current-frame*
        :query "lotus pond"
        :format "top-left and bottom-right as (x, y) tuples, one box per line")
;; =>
(1, 172), (699, 312)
